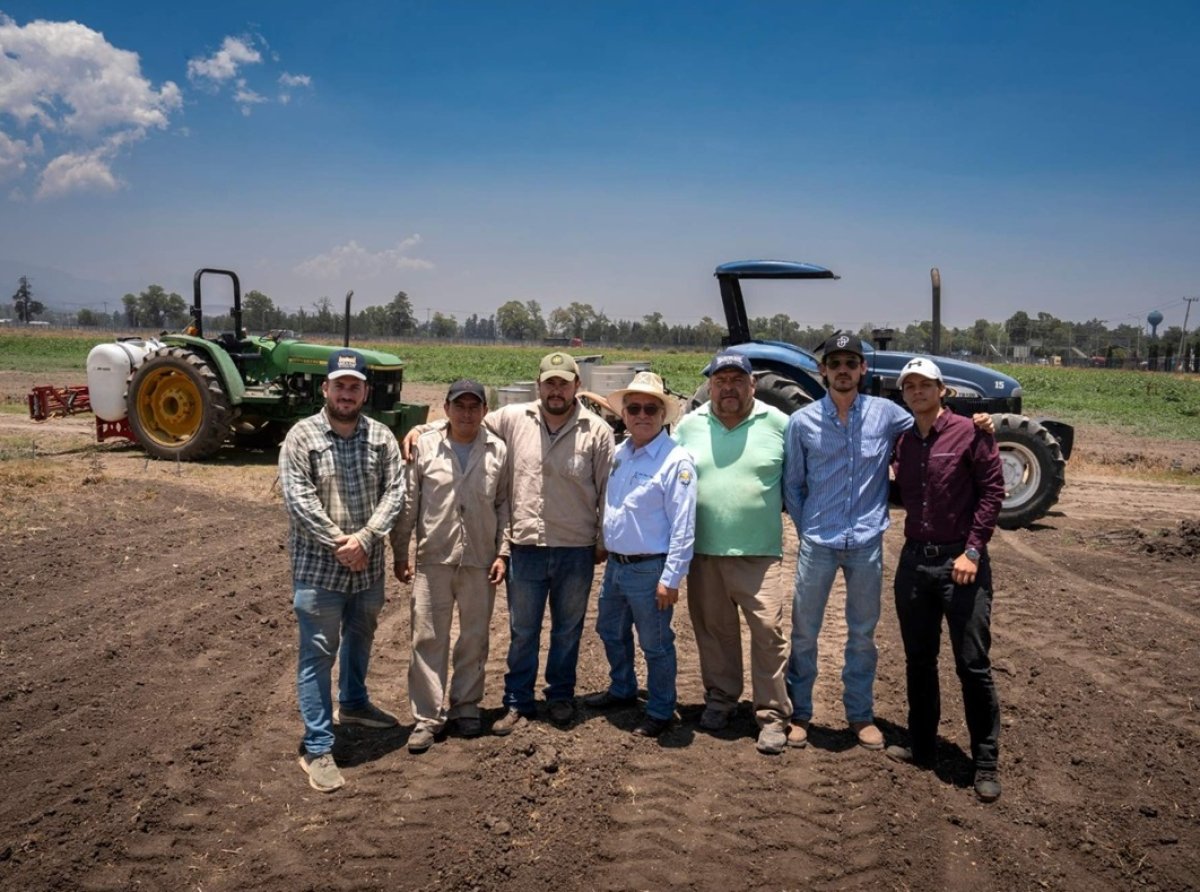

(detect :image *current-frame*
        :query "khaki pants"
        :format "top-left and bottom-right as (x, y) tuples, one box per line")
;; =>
(686, 554), (791, 730)
(409, 564), (496, 731)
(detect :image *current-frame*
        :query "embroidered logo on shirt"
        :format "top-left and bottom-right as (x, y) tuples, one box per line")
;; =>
(679, 469), (693, 486)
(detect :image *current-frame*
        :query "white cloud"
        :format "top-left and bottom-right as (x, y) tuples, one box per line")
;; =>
(36, 148), (121, 199)
(294, 237), (435, 280)
(278, 72), (311, 89)
(0, 14), (181, 199)
(186, 35), (261, 84)
(233, 79), (268, 116)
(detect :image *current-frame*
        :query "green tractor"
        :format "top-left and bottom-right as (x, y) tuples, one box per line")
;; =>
(112, 268), (427, 459)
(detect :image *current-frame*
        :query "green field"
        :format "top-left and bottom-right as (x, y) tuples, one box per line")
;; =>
(3, 330), (1198, 438)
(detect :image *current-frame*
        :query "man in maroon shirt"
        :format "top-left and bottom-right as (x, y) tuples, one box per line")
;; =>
(885, 357), (1006, 803)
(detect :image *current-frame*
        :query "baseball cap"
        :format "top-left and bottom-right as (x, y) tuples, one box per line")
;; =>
(818, 333), (866, 360)
(327, 349), (368, 381)
(446, 378), (486, 403)
(709, 350), (753, 375)
(538, 351), (580, 382)
(897, 357), (944, 386)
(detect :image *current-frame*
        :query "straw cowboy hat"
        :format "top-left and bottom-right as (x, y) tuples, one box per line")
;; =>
(607, 371), (680, 423)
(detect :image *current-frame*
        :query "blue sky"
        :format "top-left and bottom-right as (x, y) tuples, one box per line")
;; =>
(1, 1), (1198, 330)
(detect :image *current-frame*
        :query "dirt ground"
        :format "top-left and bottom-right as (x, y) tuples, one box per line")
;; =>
(1, 376), (1199, 891)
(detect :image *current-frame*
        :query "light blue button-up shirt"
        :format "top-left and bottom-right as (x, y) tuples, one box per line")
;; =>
(603, 430), (698, 588)
(783, 393), (913, 550)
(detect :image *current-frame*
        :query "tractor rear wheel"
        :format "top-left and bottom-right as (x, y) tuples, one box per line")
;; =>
(688, 371), (813, 416)
(125, 347), (234, 460)
(994, 414), (1066, 529)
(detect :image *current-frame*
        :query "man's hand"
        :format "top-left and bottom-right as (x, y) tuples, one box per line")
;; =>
(656, 583), (678, 610)
(334, 533), (369, 572)
(951, 552), (978, 585)
(972, 413), (995, 435)
(401, 427), (422, 462)
(594, 545), (608, 565)
(488, 557), (507, 585)
(394, 559), (413, 583)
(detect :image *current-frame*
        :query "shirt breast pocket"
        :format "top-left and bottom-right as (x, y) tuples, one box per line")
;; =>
(862, 434), (890, 459)
(311, 447), (336, 481)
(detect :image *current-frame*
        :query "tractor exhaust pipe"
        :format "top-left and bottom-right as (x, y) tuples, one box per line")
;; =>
(930, 268), (942, 355)
(343, 290), (353, 347)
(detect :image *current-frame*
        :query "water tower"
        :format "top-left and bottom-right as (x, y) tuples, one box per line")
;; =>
(1148, 310), (1163, 338)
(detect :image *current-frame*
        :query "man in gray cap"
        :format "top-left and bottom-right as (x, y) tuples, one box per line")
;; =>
(403, 352), (614, 734)
(280, 348), (406, 792)
(391, 379), (510, 753)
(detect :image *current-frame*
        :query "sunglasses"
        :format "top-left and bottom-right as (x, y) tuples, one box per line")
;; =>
(624, 402), (662, 417)
(824, 357), (862, 370)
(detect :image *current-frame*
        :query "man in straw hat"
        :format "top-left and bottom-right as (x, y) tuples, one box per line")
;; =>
(584, 372), (696, 737)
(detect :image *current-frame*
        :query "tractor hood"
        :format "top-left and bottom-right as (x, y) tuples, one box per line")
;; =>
(259, 340), (406, 376)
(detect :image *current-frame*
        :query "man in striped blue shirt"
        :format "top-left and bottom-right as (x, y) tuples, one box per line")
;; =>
(783, 334), (913, 752)
(280, 350), (406, 792)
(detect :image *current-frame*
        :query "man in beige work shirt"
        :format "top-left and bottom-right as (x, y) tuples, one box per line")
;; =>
(403, 352), (614, 734)
(391, 379), (510, 753)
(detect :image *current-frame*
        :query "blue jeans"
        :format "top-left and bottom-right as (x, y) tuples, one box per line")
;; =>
(293, 578), (385, 755)
(503, 545), (594, 713)
(787, 538), (882, 724)
(595, 557), (677, 721)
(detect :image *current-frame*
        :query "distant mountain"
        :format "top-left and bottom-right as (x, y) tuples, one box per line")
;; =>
(0, 260), (141, 311)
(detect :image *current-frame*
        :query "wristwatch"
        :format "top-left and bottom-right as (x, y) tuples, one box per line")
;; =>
(963, 547), (980, 562)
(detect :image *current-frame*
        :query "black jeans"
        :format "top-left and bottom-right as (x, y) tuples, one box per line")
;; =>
(893, 546), (1000, 769)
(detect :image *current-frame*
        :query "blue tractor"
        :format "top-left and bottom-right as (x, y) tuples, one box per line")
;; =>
(689, 260), (1073, 529)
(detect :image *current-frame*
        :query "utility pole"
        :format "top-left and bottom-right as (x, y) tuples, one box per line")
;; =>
(1179, 297), (1198, 372)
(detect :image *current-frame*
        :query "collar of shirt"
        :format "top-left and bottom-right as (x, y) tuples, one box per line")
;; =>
(820, 392), (862, 424)
(697, 398), (772, 431)
(316, 409), (368, 442)
(621, 428), (670, 461)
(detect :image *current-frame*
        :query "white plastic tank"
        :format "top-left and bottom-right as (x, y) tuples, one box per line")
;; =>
(496, 382), (537, 407)
(86, 338), (164, 421)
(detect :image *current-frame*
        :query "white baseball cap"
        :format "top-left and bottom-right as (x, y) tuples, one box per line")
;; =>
(897, 357), (944, 386)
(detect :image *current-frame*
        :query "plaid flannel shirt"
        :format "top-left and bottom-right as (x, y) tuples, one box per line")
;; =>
(280, 410), (406, 592)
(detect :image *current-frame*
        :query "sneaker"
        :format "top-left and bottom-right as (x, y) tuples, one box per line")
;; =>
(583, 690), (639, 710)
(456, 716), (483, 738)
(786, 720), (809, 748)
(335, 702), (399, 729)
(850, 721), (884, 750)
(632, 714), (670, 738)
(408, 726), (436, 754)
(974, 768), (1001, 803)
(756, 726), (787, 755)
(298, 752), (345, 793)
(698, 706), (731, 731)
(548, 699), (575, 727)
(492, 708), (527, 736)
(885, 745), (935, 770)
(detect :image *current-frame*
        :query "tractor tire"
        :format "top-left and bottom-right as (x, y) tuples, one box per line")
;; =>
(687, 371), (813, 416)
(994, 414), (1066, 529)
(125, 347), (234, 460)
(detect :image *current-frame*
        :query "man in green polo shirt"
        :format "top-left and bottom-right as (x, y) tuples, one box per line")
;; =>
(674, 351), (792, 755)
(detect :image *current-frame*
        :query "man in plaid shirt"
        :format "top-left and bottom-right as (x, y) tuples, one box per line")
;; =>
(280, 349), (406, 793)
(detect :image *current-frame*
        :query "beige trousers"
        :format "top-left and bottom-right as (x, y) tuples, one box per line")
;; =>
(686, 554), (791, 730)
(408, 564), (496, 731)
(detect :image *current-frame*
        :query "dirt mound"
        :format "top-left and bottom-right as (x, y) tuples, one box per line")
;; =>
(1099, 520), (1200, 560)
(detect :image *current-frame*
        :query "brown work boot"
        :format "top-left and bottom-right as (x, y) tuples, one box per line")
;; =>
(850, 721), (884, 750)
(786, 720), (809, 748)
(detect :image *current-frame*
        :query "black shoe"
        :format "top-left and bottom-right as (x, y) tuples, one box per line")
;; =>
(974, 768), (1001, 802)
(583, 690), (639, 710)
(885, 745), (935, 770)
(547, 699), (576, 727)
(632, 714), (670, 738)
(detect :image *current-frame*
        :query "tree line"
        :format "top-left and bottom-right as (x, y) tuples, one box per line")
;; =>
(9, 276), (1197, 361)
